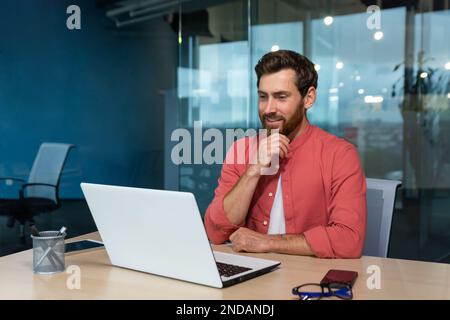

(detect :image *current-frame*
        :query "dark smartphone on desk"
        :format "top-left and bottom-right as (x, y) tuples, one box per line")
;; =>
(320, 269), (358, 287)
(65, 240), (104, 253)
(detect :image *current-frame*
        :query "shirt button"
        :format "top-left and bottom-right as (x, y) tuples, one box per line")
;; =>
(263, 220), (268, 226)
(268, 192), (273, 197)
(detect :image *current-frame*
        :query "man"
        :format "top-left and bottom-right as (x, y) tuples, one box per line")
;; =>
(204, 50), (367, 259)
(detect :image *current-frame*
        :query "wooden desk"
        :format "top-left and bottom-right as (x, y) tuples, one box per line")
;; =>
(1, 232), (449, 300)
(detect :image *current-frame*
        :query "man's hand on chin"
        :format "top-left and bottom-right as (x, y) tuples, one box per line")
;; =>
(229, 227), (273, 253)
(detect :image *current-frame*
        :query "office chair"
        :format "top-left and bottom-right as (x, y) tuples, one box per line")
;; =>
(363, 178), (402, 258)
(0, 143), (75, 244)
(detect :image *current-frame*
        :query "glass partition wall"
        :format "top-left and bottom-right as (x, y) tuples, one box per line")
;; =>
(1, 0), (448, 264)
(175, 0), (450, 263)
(0, 0), (176, 256)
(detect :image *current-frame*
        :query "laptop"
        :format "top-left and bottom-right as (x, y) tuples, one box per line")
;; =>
(80, 183), (281, 288)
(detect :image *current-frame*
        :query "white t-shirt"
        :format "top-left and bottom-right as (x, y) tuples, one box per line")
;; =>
(267, 176), (286, 234)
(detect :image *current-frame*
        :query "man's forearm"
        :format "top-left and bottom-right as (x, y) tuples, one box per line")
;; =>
(223, 165), (262, 225)
(268, 233), (315, 256)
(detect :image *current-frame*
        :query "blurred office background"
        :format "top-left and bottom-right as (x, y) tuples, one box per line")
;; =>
(1, 0), (449, 264)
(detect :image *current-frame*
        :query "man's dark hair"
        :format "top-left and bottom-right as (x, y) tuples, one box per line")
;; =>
(255, 50), (318, 97)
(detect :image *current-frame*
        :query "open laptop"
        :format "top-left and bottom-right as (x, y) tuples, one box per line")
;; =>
(80, 183), (281, 288)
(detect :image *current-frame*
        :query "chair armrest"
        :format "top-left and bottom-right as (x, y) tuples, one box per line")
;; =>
(0, 177), (26, 183)
(20, 183), (60, 205)
(21, 183), (57, 189)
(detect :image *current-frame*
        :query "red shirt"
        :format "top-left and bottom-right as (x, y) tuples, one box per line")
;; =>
(204, 122), (367, 258)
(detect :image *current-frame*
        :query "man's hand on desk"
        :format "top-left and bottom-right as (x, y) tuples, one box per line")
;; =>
(229, 227), (315, 256)
(229, 227), (272, 253)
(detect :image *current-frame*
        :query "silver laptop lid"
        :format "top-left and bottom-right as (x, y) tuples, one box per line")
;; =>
(80, 183), (223, 288)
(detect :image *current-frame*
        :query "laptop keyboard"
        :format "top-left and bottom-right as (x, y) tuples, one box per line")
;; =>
(216, 262), (252, 278)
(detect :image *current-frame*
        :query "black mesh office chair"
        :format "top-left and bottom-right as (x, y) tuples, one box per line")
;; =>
(0, 143), (74, 244)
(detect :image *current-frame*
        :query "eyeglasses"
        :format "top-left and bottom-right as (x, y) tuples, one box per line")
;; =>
(292, 283), (353, 300)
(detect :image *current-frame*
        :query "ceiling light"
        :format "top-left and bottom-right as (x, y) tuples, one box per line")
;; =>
(364, 95), (384, 103)
(374, 31), (384, 40)
(324, 16), (333, 26)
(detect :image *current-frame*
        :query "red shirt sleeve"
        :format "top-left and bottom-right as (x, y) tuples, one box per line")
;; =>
(204, 140), (248, 244)
(303, 143), (367, 258)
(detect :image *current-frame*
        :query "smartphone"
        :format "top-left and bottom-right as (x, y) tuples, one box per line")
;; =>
(65, 240), (104, 253)
(320, 269), (358, 287)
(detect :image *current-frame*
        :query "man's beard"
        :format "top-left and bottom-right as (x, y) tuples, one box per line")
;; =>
(260, 99), (305, 137)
